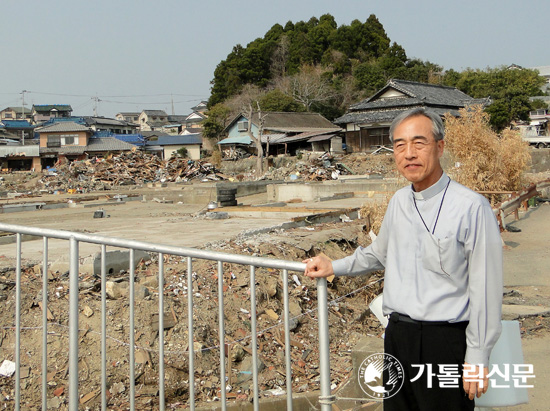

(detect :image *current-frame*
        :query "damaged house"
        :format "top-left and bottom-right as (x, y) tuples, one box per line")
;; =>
(334, 79), (488, 152)
(219, 111), (342, 158)
(35, 122), (135, 170)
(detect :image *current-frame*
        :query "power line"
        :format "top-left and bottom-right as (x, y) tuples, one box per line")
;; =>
(23, 91), (207, 99)
(100, 99), (202, 105)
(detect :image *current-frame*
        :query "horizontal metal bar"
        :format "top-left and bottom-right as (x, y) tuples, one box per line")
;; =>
(0, 223), (305, 272)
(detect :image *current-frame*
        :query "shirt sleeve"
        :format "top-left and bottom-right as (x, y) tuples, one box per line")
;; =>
(463, 201), (503, 367)
(331, 200), (391, 276)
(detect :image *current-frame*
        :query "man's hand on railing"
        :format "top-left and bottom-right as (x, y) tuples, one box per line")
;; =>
(303, 254), (334, 279)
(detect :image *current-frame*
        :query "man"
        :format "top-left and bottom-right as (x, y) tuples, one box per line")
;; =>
(304, 108), (502, 410)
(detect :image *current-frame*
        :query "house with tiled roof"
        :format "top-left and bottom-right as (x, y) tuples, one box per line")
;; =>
(35, 122), (94, 168)
(115, 112), (141, 123)
(334, 79), (489, 152)
(145, 133), (202, 160)
(0, 106), (32, 121)
(83, 116), (139, 135)
(138, 110), (170, 131)
(0, 120), (35, 141)
(31, 104), (73, 124)
(35, 121), (135, 169)
(220, 111), (342, 156)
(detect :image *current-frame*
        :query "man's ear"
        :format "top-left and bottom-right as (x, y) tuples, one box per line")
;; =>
(437, 139), (445, 158)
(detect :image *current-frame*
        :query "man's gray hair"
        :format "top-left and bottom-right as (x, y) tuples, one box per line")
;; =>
(389, 107), (445, 142)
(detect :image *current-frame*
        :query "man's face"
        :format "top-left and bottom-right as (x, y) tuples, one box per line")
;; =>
(392, 115), (444, 192)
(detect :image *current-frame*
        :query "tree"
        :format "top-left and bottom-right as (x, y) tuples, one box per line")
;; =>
(442, 66), (546, 130)
(270, 35), (290, 78)
(354, 62), (386, 95)
(201, 103), (232, 142)
(208, 13), (438, 117)
(228, 85), (267, 176)
(282, 64), (335, 111)
(176, 147), (188, 158)
(531, 99), (549, 110)
(259, 89), (305, 112)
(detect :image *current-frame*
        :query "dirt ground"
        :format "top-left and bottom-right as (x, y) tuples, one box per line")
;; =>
(0, 152), (549, 410)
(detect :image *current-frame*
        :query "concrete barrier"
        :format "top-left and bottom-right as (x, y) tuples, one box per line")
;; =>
(267, 179), (402, 202)
(50, 249), (151, 275)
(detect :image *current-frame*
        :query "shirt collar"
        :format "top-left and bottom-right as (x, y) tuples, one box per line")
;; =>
(412, 172), (450, 201)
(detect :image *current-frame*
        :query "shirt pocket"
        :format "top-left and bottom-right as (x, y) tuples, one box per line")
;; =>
(422, 234), (461, 277)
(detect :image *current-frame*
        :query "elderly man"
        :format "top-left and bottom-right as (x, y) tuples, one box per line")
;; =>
(304, 108), (502, 410)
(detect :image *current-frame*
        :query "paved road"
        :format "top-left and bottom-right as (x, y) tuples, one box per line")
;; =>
(497, 204), (550, 410)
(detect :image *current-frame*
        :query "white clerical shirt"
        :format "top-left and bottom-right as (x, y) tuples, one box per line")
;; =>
(332, 172), (503, 367)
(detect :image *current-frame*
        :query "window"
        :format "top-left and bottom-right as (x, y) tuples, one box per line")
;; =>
(60, 134), (78, 145)
(47, 136), (61, 147)
(237, 121), (249, 132)
(4, 113), (12, 119)
(368, 127), (390, 146)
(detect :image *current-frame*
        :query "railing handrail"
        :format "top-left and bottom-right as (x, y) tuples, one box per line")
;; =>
(0, 222), (305, 272)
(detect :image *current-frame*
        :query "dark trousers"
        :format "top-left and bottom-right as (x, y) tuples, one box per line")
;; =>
(383, 313), (475, 411)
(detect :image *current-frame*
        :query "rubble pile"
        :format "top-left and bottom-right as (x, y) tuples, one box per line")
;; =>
(0, 220), (384, 409)
(38, 151), (225, 193)
(261, 152), (397, 181)
(263, 153), (353, 181)
(342, 152), (397, 175)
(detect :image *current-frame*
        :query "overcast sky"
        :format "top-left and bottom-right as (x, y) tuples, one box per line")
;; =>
(1, 0), (547, 118)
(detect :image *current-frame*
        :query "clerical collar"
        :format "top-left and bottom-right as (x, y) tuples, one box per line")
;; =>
(412, 172), (450, 201)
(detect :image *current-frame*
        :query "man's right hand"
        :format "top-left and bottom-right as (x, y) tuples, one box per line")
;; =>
(303, 254), (334, 278)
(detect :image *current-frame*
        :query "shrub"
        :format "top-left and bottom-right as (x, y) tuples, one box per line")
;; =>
(444, 106), (531, 203)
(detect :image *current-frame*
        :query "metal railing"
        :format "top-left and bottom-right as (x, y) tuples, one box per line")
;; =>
(492, 179), (550, 229)
(0, 222), (332, 410)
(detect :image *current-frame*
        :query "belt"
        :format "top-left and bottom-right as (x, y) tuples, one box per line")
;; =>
(390, 312), (467, 327)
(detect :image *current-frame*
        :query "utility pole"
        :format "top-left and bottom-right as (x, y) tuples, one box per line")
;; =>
(92, 96), (101, 117)
(20, 90), (27, 145)
(171, 94), (175, 115)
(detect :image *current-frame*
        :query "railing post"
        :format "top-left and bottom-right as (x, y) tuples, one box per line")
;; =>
(129, 249), (136, 410)
(282, 269), (293, 410)
(316, 277), (333, 410)
(15, 234), (21, 411)
(68, 237), (79, 411)
(250, 266), (259, 411)
(217, 261), (227, 410)
(101, 245), (107, 411)
(42, 237), (49, 411)
(187, 257), (195, 411)
(159, 252), (165, 410)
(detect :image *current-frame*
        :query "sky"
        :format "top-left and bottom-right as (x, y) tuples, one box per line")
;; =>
(1, 0), (548, 118)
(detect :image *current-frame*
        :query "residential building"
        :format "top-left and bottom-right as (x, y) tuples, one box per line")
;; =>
(138, 110), (169, 131)
(83, 117), (139, 135)
(220, 111), (342, 156)
(35, 122), (93, 168)
(145, 133), (202, 160)
(35, 121), (136, 169)
(0, 145), (40, 171)
(333, 79), (488, 152)
(0, 120), (34, 141)
(191, 101), (208, 114)
(32, 104), (73, 124)
(115, 112), (141, 123)
(162, 115), (188, 135)
(0, 107), (32, 121)
(181, 101), (209, 132)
